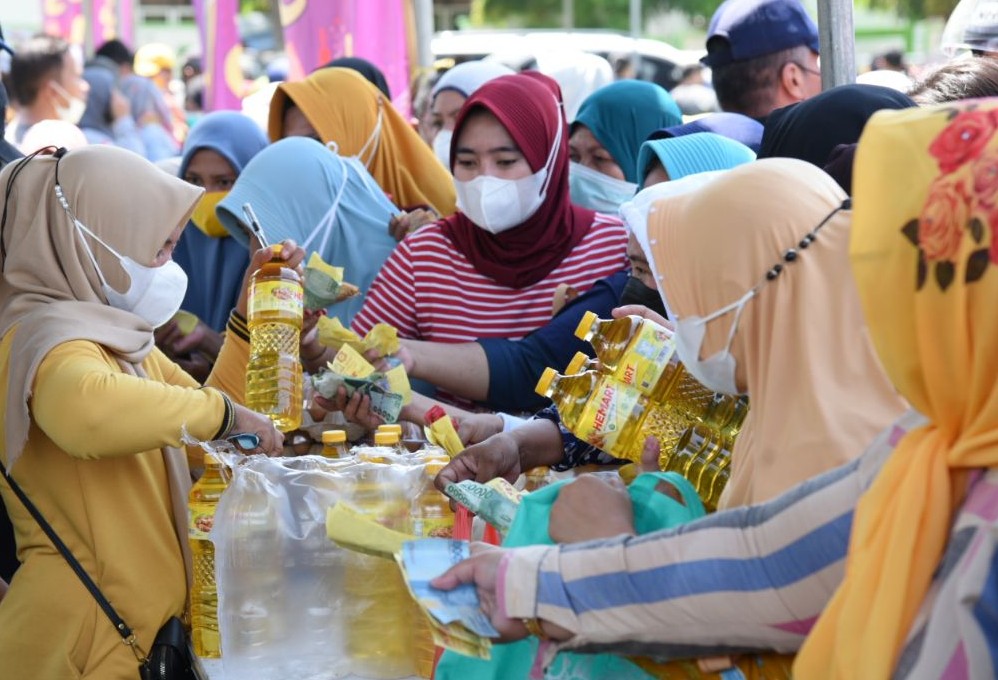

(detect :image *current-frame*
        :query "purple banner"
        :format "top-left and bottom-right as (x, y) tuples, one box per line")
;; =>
(90, 0), (118, 48)
(193, 0), (244, 111)
(118, 0), (135, 48)
(41, 0), (86, 44)
(279, 0), (412, 116)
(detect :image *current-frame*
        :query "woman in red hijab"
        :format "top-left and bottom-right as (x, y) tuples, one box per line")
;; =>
(352, 73), (627, 344)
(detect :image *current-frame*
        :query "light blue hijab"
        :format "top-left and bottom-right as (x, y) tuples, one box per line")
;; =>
(174, 111), (269, 332)
(217, 137), (399, 325)
(636, 132), (756, 187)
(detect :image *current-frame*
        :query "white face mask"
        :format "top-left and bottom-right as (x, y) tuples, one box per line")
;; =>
(674, 289), (755, 396)
(453, 110), (563, 235)
(433, 128), (453, 170)
(72, 217), (188, 328)
(50, 80), (86, 125)
(568, 161), (637, 213)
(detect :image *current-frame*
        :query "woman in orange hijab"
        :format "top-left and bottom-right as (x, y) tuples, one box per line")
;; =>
(269, 67), (456, 217)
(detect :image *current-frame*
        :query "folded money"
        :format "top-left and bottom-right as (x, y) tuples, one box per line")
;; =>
(303, 252), (361, 311)
(443, 480), (519, 533)
(316, 316), (400, 356)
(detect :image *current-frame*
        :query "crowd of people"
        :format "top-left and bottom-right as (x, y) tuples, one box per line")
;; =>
(2, 0), (998, 677)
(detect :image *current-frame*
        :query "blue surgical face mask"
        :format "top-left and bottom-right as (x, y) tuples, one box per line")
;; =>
(569, 161), (637, 214)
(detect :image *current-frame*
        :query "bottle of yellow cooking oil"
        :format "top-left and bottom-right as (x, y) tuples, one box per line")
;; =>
(343, 463), (416, 678)
(189, 453), (229, 658)
(377, 423), (403, 439)
(666, 426), (731, 512)
(245, 244), (304, 432)
(575, 311), (680, 401)
(320, 429), (349, 458)
(535, 366), (650, 461)
(409, 454), (454, 677)
(373, 430), (404, 453)
(564, 351), (591, 375)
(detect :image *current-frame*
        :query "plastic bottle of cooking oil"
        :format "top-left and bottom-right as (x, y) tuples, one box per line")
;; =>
(343, 463), (416, 678)
(245, 244), (303, 432)
(409, 454), (454, 677)
(575, 311), (680, 400)
(321, 430), (349, 458)
(189, 453), (228, 658)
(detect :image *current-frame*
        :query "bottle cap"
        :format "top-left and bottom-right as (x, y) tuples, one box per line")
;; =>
(535, 367), (557, 397)
(270, 243), (283, 256)
(565, 351), (589, 375)
(377, 423), (403, 435)
(374, 431), (400, 446)
(322, 429), (347, 444)
(574, 310), (598, 341)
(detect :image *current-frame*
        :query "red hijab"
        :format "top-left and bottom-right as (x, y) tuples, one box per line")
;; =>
(439, 73), (596, 289)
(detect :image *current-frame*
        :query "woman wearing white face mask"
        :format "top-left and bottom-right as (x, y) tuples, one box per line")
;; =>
(0, 145), (286, 678)
(568, 79), (682, 213)
(352, 73), (628, 363)
(428, 60), (516, 169)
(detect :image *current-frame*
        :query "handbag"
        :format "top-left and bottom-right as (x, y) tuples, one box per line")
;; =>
(0, 460), (207, 680)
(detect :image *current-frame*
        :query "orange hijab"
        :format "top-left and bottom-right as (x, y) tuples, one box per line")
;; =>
(269, 67), (455, 217)
(796, 101), (998, 678)
(648, 159), (905, 509)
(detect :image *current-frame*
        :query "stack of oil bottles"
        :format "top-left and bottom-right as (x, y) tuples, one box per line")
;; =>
(535, 311), (749, 511)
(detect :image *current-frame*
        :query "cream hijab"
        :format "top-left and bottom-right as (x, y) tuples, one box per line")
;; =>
(648, 158), (906, 508)
(0, 146), (202, 582)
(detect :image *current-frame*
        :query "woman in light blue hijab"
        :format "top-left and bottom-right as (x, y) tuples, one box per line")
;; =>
(217, 137), (399, 326)
(636, 131), (756, 188)
(568, 80), (682, 213)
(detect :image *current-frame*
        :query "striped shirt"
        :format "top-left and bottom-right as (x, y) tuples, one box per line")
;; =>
(500, 409), (998, 679)
(351, 214), (628, 343)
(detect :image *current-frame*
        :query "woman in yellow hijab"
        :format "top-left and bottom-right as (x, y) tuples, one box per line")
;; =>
(428, 100), (998, 679)
(269, 67), (456, 217)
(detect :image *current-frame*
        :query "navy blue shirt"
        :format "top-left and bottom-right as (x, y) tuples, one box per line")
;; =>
(477, 270), (629, 413)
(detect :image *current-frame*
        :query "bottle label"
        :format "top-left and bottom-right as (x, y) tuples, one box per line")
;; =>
(612, 326), (676, 394)
(577, 379), (643, 453)
(189, 502), (215, 540)
(412, 515), (455, 539)
(250, 280), (303, 317)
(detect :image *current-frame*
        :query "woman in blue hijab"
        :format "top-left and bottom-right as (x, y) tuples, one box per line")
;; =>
(216, 137), (398, 326)
(568, 80), (682, 213)
(156, 111), (268, 381)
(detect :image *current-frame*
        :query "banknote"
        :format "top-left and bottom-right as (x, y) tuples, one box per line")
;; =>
(443, 480), (519, 533)
(399, 539), (499, 642)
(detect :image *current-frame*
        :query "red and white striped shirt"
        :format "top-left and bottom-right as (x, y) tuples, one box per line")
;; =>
(352, 214), (628, 342)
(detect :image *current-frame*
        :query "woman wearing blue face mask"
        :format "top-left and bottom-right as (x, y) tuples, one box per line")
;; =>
(156, 111), (268, 382)
(568, 80), (682, 213)
(0, 146), (285, 678)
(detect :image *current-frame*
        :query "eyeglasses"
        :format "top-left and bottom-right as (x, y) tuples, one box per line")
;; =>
(787, 61), (822, 78)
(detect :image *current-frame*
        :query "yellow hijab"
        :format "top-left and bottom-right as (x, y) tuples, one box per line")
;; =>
(796, 102), (998, 677)
(269, 67), (456, 217)
(648, 159), (905, 508)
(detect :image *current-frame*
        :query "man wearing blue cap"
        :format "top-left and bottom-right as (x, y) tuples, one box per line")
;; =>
(701, 0), (822, 120)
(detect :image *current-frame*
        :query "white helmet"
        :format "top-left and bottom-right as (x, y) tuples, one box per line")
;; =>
(941, 0), (998, 56)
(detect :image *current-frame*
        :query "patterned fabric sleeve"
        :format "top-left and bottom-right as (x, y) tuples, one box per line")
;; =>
(533, 405), (629, 470)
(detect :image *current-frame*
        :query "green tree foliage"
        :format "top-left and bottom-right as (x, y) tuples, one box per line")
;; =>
(479, 0), (720, 29)
(864, 0), (959, 18)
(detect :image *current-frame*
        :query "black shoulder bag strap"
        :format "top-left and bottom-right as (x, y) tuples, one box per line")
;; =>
(0, 460), (148, 663)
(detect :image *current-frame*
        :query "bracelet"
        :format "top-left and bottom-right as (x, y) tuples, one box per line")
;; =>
(211, 391), (236, 440)
(521, 617), (550, 641)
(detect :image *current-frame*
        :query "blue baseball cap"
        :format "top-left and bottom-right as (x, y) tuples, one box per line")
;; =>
(701, 0), (820, 68)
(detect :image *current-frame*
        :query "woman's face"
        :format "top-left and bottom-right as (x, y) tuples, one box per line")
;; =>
(430, 90), (466, 136)
(283, 105), (319, 141)
(569, 125), (625, 180)
(151, 224), (185, 267)
(184, 149), (237, 193)
(453, 110), (532, 182)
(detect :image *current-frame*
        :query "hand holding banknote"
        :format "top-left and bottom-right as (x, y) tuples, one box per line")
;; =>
(428, 542), (573, 643)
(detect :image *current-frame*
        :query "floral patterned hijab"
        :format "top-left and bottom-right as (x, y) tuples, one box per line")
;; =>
(796, 100), (998, 677)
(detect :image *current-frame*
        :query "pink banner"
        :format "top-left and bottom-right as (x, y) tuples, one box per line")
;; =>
(279, 0), (412, 116)
(90, 0), (118, 48)
(352, 0), (411, 117)
(41, 0), (86, 44)
(119, 0), (135, 48)
(279, 0), (353, 81)
(193, 0), (244, 111)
